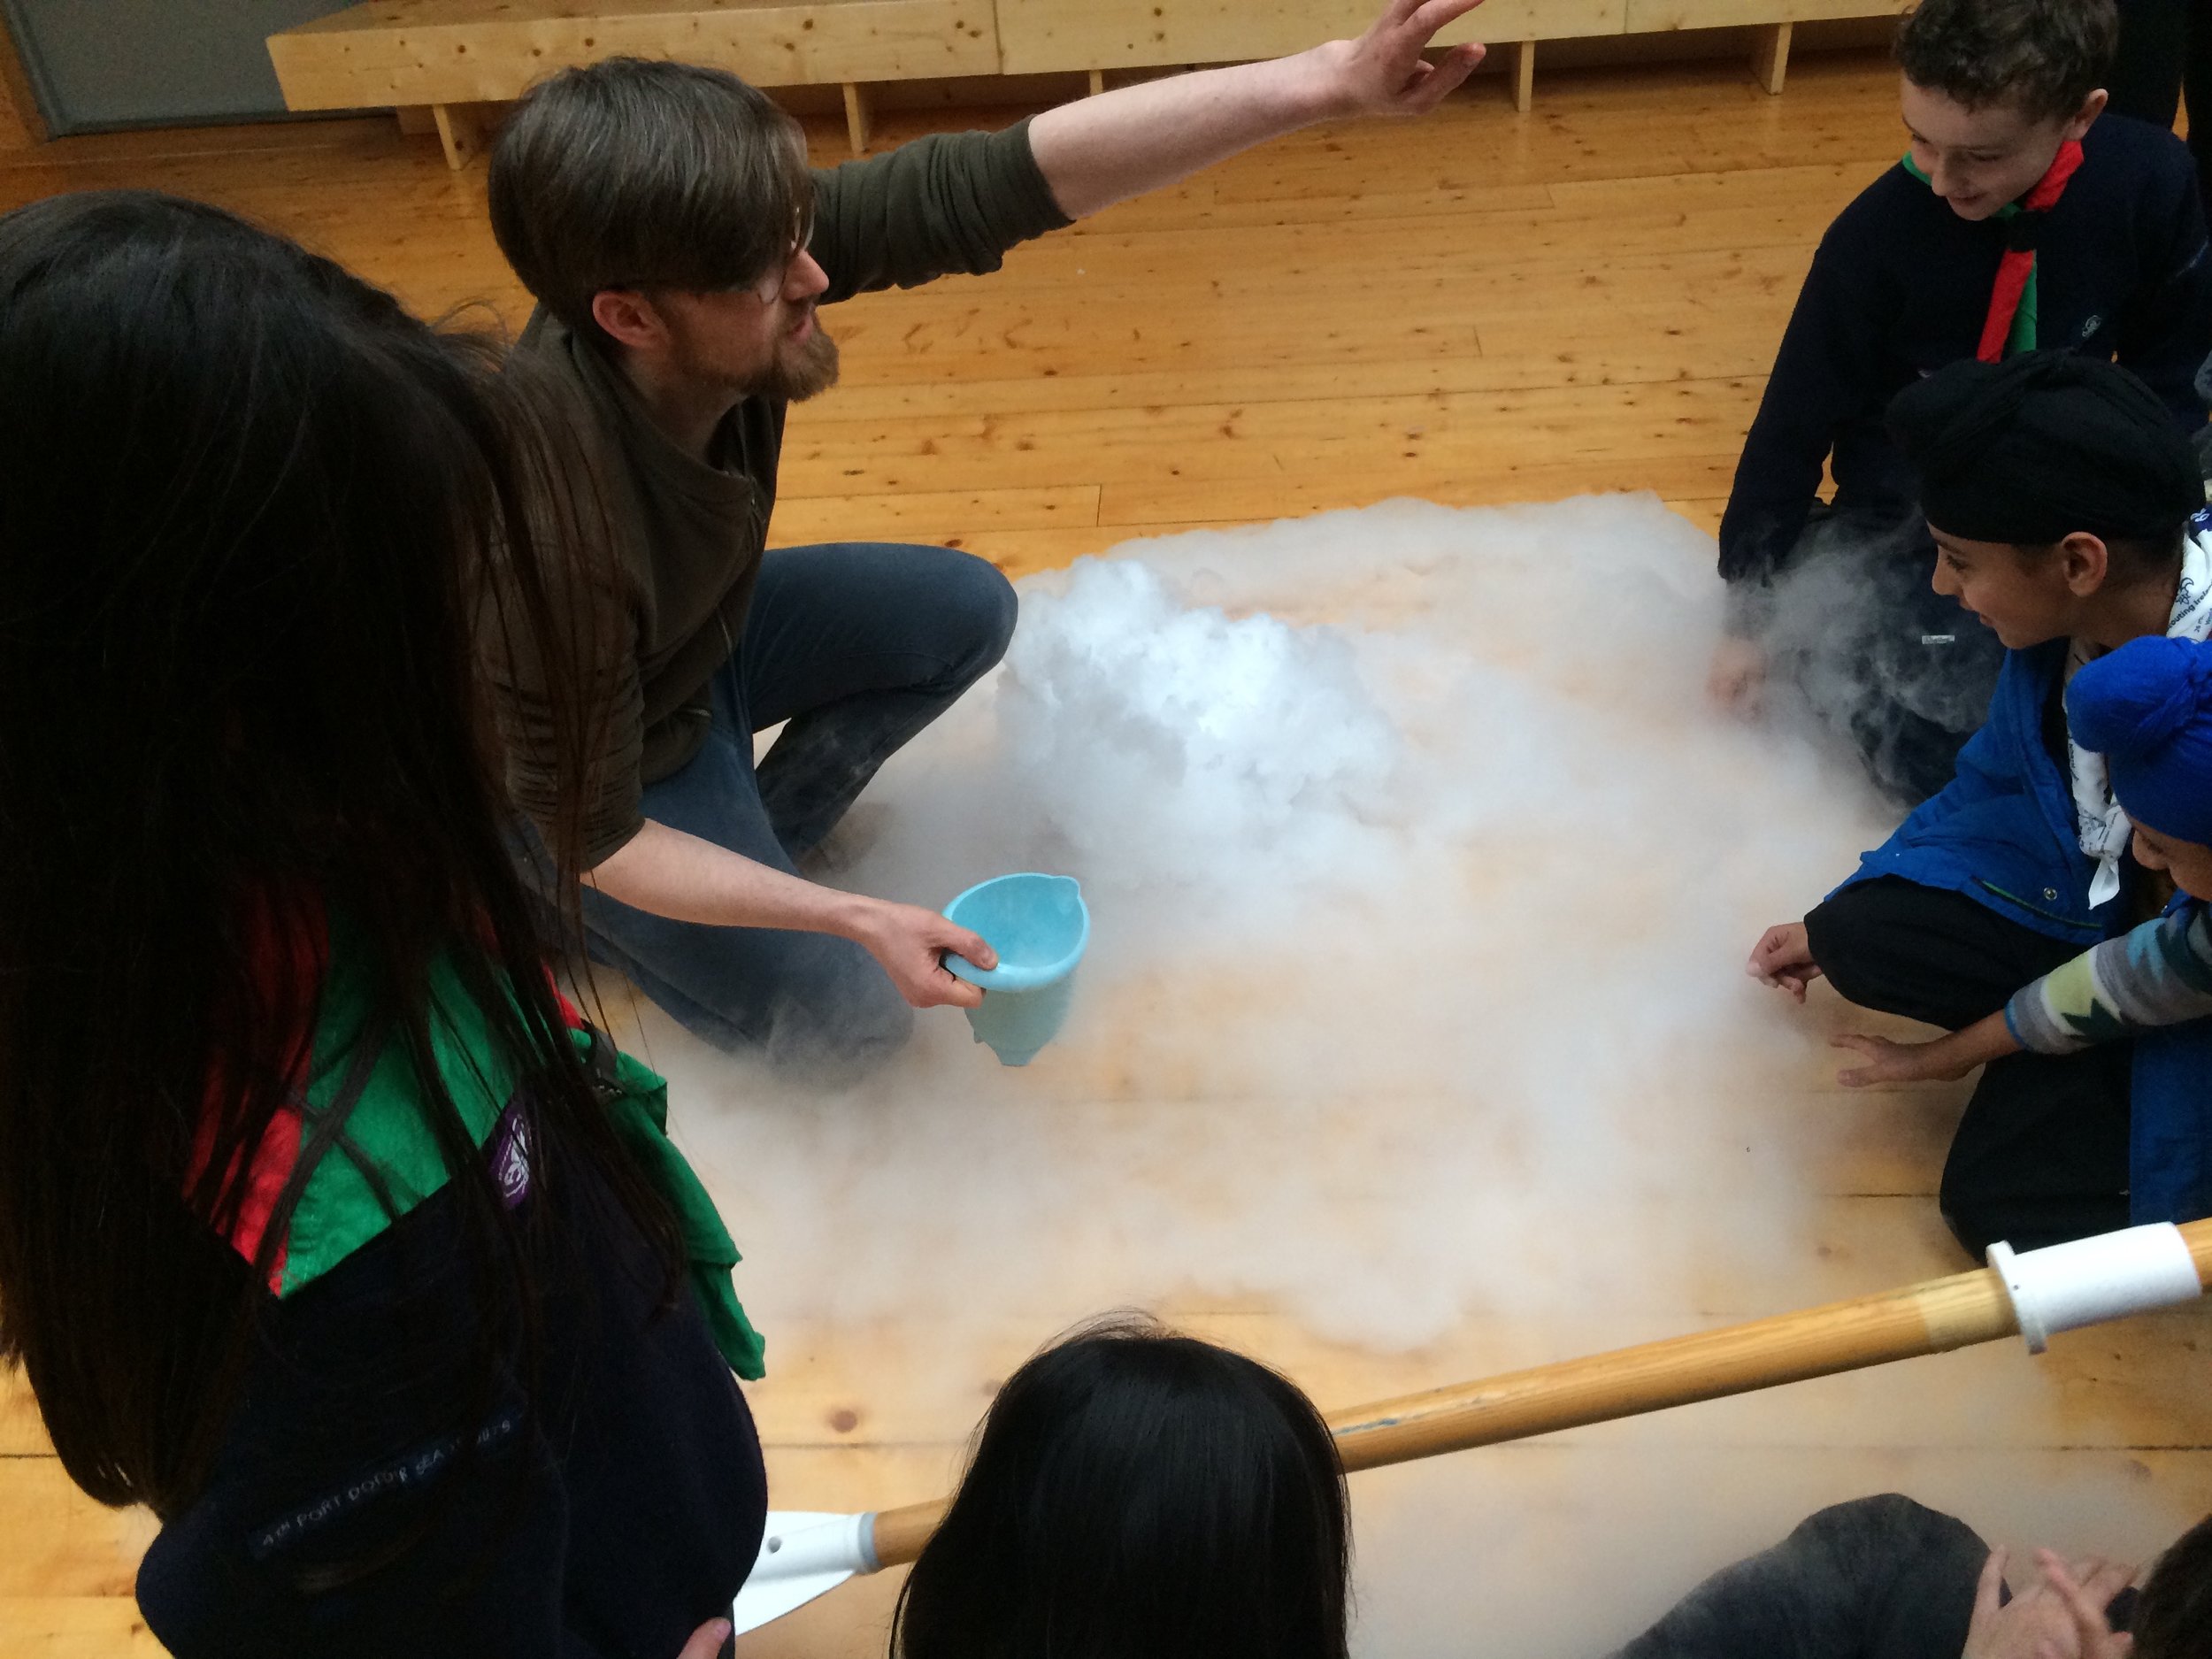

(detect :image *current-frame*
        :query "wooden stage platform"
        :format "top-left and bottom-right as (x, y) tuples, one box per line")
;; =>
(1, 50), (2207, 1657)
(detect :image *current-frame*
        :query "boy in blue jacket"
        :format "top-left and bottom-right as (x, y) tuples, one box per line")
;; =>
(1830, 634), (2212, 1233)
(1709, 0), (2212, 805)
(1747, 352), (2209, 1258)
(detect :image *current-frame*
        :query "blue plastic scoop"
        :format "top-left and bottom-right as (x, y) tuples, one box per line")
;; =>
(941, 873), (1090, 1066)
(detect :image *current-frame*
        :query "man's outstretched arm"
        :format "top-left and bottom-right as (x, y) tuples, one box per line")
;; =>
(1027, 0), (1486, 222)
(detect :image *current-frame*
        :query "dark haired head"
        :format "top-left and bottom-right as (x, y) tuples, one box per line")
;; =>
(894, 1314), (1351, 1659)
(0, 189), (669, 1517)
(488, 58), (813, 344)
(1888, 351), (2200, 572)
(2135, 1511), (2212, 1659)
(1894, 0), (2116, 122)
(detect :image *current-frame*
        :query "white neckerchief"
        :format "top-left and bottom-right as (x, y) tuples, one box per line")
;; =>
(2071, 522), (2212, 906)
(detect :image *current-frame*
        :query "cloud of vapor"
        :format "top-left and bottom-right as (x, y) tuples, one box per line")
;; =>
(609, 495), (2200, 1656)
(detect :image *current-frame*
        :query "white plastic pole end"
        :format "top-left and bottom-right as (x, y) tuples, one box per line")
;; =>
(1986, 1223), (2204, 1356)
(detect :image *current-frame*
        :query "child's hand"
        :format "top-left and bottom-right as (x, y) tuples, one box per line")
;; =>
(1747, 922), (1822, 1002)
(1832, 1031), (1962, 1086)
(1961, 1546), (2135, 1659)
(678, 1618), (733, 1658)
(1708, 637), (1769, 714)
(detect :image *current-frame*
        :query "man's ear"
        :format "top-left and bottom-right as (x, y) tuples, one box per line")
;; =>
(2061, 88), (2108, 143)
(2059, 529), (2113, 595)
(590, 288), (665, 353)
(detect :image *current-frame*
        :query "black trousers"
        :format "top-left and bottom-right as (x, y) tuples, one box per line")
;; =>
(2112, 0), (2212, 231)
(1805, 878), (2133, 1259)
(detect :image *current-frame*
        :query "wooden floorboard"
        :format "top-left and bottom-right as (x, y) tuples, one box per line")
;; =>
(2, 46), (2207, 1656)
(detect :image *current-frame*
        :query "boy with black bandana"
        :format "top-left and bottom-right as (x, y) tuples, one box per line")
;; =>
(1747, 353), (2208, 1259)
(1710, 0), (2212, 804)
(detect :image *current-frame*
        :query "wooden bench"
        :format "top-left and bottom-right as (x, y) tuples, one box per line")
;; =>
(268, 0), (1908, 168)
(268, 0), (1002, 165)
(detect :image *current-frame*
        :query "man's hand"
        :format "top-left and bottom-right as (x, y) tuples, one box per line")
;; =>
(849, 900), (997, 1010)
(1311, 0), (1487, 120)
(1747, 921), (1823, 1002)
(679, 1618), (733, 1659)
(1708, 636), (1769, 713)
(1962, 1547), (2135, 1659)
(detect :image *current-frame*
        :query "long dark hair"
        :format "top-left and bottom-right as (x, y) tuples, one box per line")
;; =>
(0, 190), (673, 1517)
(893, 1315), (1353, 1659)
(2137, 1511), (2212, 1659)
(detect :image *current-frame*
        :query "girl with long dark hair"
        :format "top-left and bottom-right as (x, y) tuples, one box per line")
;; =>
(0, 190), (764, 1656)
(893, 1317), (1353, 1659)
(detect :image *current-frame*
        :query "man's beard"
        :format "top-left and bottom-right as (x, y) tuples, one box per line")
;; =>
(751, 323), (841, 403)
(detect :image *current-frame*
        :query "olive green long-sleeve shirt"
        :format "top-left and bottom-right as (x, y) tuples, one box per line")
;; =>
(506, 119), (1068, 867)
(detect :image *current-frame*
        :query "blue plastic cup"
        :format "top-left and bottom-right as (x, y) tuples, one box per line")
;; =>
(941, 874), (1091, 1067)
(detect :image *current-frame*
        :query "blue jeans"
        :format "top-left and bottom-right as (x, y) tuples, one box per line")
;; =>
(580, 541), (1016, 1076)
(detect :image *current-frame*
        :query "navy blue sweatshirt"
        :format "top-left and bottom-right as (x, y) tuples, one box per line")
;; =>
(135, 1125), (767, 1659)
(1718, 113), (2212, 611)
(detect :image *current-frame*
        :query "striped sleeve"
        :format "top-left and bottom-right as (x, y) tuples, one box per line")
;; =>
(2006, 902), (2212, 1054)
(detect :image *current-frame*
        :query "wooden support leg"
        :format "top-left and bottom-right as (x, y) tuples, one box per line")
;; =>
(1751, 21), (1792, 96)
(842, 81), (871, 157)
(1509, 39), (1535, 113)
(1087, 68), (1106, 96)
(396, 104), (436, 136)
(0, 14), (48, 149)
(431, 102), (491, 170)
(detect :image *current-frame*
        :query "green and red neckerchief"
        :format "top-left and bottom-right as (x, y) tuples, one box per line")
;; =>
(1902, 140), (2085, 361)
(189, 902), (764, 1379)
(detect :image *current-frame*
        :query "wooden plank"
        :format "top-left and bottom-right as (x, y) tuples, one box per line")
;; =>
(1, 1369), (50, 1456)
(995, 0), (1626, 75)
(777, 374), (1766, 515)
(767, 482), (1099, 544)
(268, 0), (1001, 111)
(0, 1461), (153, 1598)
(1624, 0), (1903, 24)
(1510, 38), (1536, 111)
(734, 1293), (2212, 1452)
(0, 1600), (165, 1658)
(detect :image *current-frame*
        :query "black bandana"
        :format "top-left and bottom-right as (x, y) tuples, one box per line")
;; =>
(1887, 351), (2203, 545)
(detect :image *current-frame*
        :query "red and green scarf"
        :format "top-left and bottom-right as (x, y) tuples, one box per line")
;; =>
(1902, 139), (2085, 361)
(191, 904), (765, 1379)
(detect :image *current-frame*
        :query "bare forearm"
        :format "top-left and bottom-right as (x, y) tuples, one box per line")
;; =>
(1028, 50), (1342, 220)
(588, 818), (872, 939)
(1026, 0), (1485, 220)
(1920, 1012), (2025, 1079)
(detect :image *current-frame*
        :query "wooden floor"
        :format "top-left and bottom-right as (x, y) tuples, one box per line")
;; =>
(4, 50), (2209, 1657)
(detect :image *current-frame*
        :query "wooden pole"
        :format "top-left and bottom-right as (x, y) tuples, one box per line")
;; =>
(867, 1220), (2212, 1568)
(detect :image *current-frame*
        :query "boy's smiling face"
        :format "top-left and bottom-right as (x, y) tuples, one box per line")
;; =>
(1927, 526), (2091, 649)
(1900, 77), (2105, 220)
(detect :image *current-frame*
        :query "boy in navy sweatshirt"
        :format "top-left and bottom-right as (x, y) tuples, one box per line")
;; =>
(1710, 0), (2212, 803)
